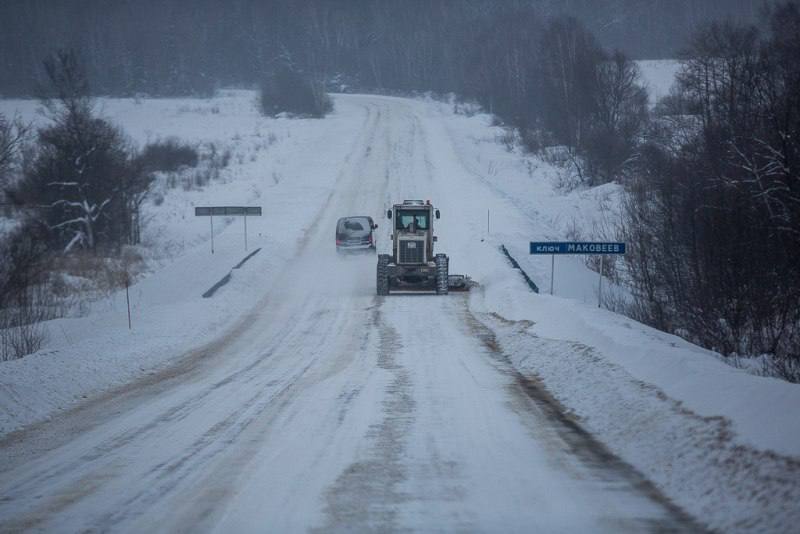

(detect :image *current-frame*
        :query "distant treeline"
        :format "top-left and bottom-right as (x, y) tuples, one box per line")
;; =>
(0, 0), (762, 98)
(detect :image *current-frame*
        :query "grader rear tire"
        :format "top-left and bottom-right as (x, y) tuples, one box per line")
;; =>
(377, 254), (390, 296)
(435, 254), (449, 295)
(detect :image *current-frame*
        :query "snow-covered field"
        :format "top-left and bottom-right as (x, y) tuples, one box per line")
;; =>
(1, 90), (798, 532)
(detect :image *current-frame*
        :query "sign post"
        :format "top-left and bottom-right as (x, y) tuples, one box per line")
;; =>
(195, 206), (263, 253)
(530, 241), (626, 306)
(598, 256), (604, 308)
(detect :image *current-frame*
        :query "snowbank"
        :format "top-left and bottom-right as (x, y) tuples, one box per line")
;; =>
(469, 278), (800, 532)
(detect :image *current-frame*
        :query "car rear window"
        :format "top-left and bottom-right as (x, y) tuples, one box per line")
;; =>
(338, 217), (371, 235)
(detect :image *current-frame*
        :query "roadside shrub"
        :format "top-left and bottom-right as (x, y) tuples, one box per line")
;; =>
(0, 220), (49, 307)
(0, 304), (47, 361)
(204, 143), (231, 170)
(137, 138), (199, 173)
(0, 220), (52, 360)
(259, 64), (333, 118)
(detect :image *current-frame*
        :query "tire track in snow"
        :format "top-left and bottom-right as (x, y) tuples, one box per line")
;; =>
(317, 305), (414, 532)
(1, 305), (328, 532)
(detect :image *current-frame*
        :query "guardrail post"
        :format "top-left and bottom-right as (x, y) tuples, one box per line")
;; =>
(598, 258), (604, 308)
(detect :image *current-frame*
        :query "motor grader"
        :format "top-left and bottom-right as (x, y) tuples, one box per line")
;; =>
(376, 200), (469, 295)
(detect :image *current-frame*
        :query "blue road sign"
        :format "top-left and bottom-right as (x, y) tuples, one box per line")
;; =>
(530, 242), (626, 254)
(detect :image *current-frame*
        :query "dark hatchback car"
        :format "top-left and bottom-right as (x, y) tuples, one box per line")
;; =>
(336, 216), (377, 252)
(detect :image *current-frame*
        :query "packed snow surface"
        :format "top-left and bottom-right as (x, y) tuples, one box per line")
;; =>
(1, 92), (798, 532)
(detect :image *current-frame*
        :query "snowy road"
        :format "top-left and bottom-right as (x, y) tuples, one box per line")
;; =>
(0, 96), (697, 532)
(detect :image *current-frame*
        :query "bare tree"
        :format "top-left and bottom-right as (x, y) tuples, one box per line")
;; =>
(622, 6), (800, 379)
(0, 114), (30, 182)
(538, 16), (605, 151)
(11, 49), (149, 253)
(40, 49), (92, 118)
(584, 51), (649, 183)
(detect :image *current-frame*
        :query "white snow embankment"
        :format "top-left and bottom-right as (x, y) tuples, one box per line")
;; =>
(478, 272), (800, 457)
(472, 278), (800, 532)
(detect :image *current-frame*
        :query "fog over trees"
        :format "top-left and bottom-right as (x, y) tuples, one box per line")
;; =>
(0, 0), (762, 98)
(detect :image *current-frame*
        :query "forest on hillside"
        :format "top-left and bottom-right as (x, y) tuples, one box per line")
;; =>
(0, 0), (763, 97)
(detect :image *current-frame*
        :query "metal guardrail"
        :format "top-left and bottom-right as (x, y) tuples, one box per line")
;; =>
(202, 248), (261, 298)
(499, 244), (539, 294)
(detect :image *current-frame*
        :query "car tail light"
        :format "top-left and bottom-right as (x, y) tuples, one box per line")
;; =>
(336, 239), (342, 245)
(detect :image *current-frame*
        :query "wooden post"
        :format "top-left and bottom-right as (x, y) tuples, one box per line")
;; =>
(125, 274), (132, 330)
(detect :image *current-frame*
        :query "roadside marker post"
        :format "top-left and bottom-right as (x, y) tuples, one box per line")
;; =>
(125, 273), (132, 330)
(195, 206), (262, 254)
(529, 241), (626, 306)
